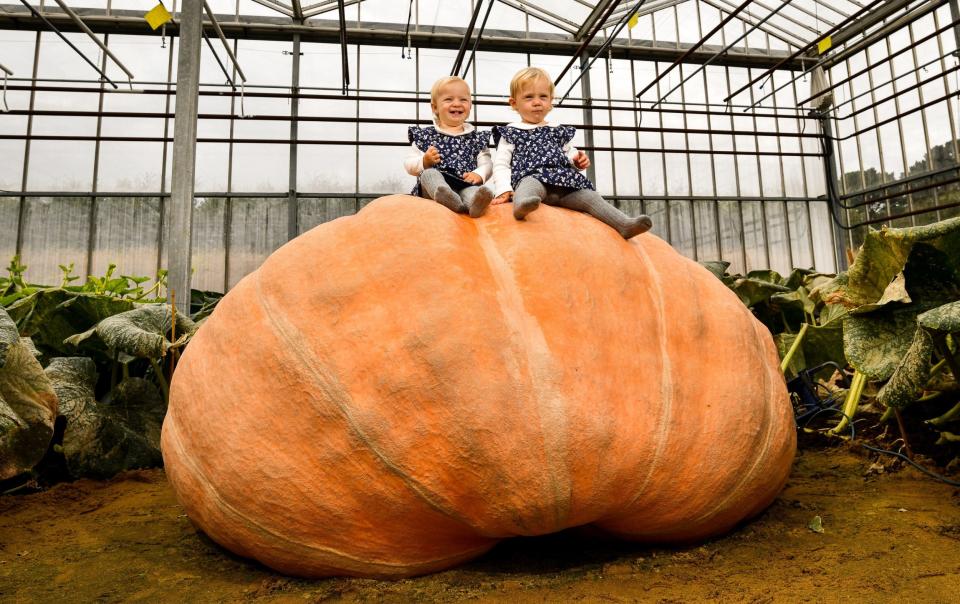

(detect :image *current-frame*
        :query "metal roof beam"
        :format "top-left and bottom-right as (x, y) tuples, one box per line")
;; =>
(0, 6), (802, 69)
(575, 0), (617, 40)
(499, 0), (581, 34)
(249, 0), (294, 18)
(303, 0), (361, 18)
(699, 0), (807, 49)
(830, 0), (932, 47)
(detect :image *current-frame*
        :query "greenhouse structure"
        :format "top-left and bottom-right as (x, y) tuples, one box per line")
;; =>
(0, 0), (958, 304)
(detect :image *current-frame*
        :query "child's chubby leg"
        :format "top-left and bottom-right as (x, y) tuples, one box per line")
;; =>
(551, 188), (653, 239)
(460, 185), (494, 218)
(419, 168), (466, 213)
(513, 176), (546, 220)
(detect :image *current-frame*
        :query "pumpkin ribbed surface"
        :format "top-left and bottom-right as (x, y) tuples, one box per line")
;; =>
(161, 195), (796, 578)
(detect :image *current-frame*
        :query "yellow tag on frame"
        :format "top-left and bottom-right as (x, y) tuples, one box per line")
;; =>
(145, 3), (173, 31)
(817, 36), (832, 55)
(627, 12), (639, 29)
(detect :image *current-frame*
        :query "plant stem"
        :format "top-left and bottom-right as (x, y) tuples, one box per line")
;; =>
(780, 323), (810, 375)
(928, 400), (960, 426)
(149, 358), (170, 402)
(830, 370), (865, 435)
(893, 408), (914, 459)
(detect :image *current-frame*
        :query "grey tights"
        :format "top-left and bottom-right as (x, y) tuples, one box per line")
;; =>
(513, 176), (652, 239)
(419, 168), (494, 218)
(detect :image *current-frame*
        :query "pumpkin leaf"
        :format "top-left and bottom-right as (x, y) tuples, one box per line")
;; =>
(918, 301), (960, 333)
(818, 217), (960, 309)
(5, 289), (135, 358)
(64, 304), (197, 359)
(876, 327), (935, 409)
(699, 260), (730, 281)
(776, 323), (845, 377)
(0, 306), (19, 368)
(0, 337), (59, 480)
(731, 276), (793, 308)
(843, 309), (921, 380)
(44, 358), (162, 479)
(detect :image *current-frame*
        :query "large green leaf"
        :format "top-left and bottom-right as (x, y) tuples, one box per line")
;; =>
(876, 327), (935, 409)
(65, 304), (197, 359)
(918, 301), (960, 333)
(0, 306), (18, 368)
(0, 337), (59, 480)
(776, 323), (845, 377)
(843, 309), (920, 380)
(44, 358), (162, 479)
(5, 290), (134, 358)
(814, 217), (960, 310)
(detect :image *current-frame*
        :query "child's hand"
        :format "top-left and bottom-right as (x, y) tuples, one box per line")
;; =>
(573, 151), (591, 170)
(462, 172), (482, 185)
(491, 192), (512, 205)
(423, 146), (441, 169)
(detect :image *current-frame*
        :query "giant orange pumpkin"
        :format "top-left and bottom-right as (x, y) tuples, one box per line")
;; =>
(161, 195), (795, 578)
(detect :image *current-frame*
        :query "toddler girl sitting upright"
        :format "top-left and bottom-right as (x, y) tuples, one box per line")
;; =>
(492, 67), (652, 239)
(404, 76), (494, 218)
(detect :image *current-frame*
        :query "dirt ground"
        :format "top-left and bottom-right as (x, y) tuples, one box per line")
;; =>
(2, 445), (959, 604)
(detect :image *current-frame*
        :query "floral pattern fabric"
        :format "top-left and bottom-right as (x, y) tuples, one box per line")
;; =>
(494, 125), (595, 191)
(409, 126), (491, 195)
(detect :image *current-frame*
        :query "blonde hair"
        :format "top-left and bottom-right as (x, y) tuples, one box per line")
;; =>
(509, 67), (554, 99)
(430, 76), (471, 117)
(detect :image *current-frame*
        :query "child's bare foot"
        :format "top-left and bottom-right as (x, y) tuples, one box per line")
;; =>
(469, 187), (493, 218)
(513, 196), (540, 220)
(434, 185), (465, 213)
(620, 214), (653, 239)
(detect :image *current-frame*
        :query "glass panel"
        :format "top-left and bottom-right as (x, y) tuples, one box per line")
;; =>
(644, 200), (668, 241)
(694, 200), (719, 260)
(0, 197), (19, 263)
(25, 141), (96, 191)
(193, 143), (230, 192)
(298, 197), (359, 235)
(298, 145), (357, 193)
(787, 202), (813, 269)
(741, 200), (767, 271)
(358, 145), (407, 194)
(231, 143), (289, 192)
(0, 140), (25, 191)
(97, 142), (163, 191)
(90, 197), (161, 280)
(765, 201), (792, 275)
(20, 196), (91, 285)
(227, 198), (287, 289)
(717, 200), (745, 275)
(668, 200), (695, 259)
(809, 201), (837, 274)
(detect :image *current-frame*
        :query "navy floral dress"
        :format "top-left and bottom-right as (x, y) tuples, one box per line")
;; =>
(494, 125), (594, 191)
(409, 126), (491, 195)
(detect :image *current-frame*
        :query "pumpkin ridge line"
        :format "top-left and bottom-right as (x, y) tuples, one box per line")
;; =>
(690, 315), (781, 528)
(615, 241), (675, 514)
(474, 219), (571, 531)
(163, 418), (496, 571)
(253, 269), (482, 534)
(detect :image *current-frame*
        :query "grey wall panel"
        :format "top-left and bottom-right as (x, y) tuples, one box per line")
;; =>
(0, 197), (19, 263)
(90, 196), (162, 281)
(19, 196), (91, 286)
(226, 197), (287, 289)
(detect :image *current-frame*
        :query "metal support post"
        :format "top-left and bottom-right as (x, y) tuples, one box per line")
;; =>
(288, 34), (301, 240)
(169, 0), (203, 315)
(579, 56), (597, 185)
(818, 113), (848, 272)
(950, 0), (960, 57)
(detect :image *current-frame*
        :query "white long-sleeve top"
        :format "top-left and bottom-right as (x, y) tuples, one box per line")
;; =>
(492, 120), (581, 196)
(403, 122), (493, 183)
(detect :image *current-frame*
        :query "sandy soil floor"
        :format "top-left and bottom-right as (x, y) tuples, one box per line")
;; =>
(2, 446), (959, 603)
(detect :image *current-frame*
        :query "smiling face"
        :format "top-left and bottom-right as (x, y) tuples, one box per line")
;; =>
(432, 79), (472, 131)
(509, 76), (554, 125)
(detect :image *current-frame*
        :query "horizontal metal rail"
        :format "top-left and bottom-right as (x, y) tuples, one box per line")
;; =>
(0, 133), (823, 156)
(3, 107), (821, 139)
(3, 83), (819, 120)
